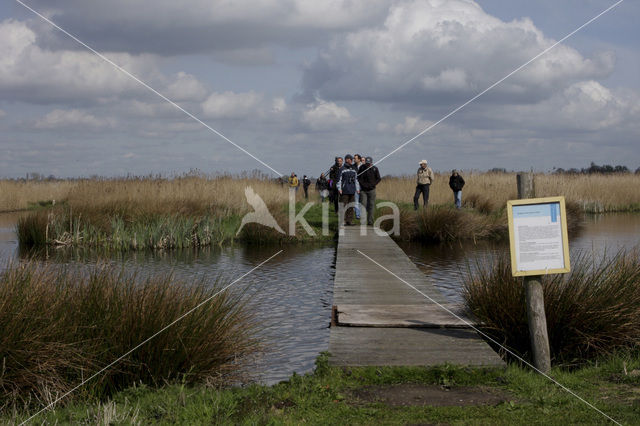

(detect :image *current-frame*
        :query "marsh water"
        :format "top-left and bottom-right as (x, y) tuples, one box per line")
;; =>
(1, 212), (639, 383)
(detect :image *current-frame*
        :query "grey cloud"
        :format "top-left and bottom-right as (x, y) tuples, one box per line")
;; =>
(24, 0), (392, 57)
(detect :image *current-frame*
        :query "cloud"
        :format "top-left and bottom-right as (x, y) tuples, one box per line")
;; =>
(301, 99), (354, 131)
(0, 109), (5, 118)
(301, 0), (615, 105)
(201, 90), (263, 119)
(26, 0), (393, 56)
(34, 109), (113, 129)
(0, 19), (158, 104)
(394, 116), (435, 135)
(164, 72), (208, 102)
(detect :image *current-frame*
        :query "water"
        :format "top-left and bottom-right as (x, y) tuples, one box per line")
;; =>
(399, 213), (640, 304)
(0, 212), (334, 384)
(1, 212), (639, 382)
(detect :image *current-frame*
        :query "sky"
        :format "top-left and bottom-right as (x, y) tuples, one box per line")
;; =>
(0, 0), (638, 178)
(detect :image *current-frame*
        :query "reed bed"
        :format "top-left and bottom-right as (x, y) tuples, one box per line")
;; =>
(463, 249), (640, 365)
(377, 172), (640, 213)
(9, 172), (638, 249)
(0, 180), (76, 213)
(0, 261), (260, 412)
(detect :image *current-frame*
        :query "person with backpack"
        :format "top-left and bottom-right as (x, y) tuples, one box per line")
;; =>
(337, 154), (360, 226)
(449, 170), (465, 209)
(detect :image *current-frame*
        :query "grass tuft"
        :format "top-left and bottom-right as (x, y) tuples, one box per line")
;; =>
(463, 248), (640, 365)
(0, 261), (260, 412)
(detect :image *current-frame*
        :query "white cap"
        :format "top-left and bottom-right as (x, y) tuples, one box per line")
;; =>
(419, 159), (427, 164)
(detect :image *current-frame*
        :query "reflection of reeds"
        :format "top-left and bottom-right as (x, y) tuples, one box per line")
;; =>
(0, 261), (259, 411)
(463, 249), (640, 365)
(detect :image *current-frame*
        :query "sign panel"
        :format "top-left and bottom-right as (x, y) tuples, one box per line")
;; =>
(507, 196), (570, 276)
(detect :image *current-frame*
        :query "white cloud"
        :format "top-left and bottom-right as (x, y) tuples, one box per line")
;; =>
(271, 97), (287, 113)
(34, 109), (113, 129)
(164, 72), (208, 102)
(394, 116), (434, 135)
(201, 90), (263, 119)
(302, 0), (614, 104)
(301, 100), (354, 131)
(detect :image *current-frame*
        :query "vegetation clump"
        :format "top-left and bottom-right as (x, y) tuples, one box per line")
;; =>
(463, 249), (640, 365)
(0, 261), (259, 412)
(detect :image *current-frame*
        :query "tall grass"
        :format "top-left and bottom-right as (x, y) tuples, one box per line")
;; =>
(377, 172), (640, 213)
(0, 261), (260, 412)
(463, 249), (640, 365)
(378, 201), (581, 243)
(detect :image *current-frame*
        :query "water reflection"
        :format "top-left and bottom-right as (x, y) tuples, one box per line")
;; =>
(0, 213), (335, 385)
(399, 214), (640, 304)
(2, 212), (639, 382)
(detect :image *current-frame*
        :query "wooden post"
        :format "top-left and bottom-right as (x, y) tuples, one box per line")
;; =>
(517, 172), (551, 373)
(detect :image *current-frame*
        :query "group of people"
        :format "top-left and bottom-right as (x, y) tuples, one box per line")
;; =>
(287, 173), (312, 199)
(288, 157), (466, 227)
(412, 159), (466, 210)
(322, 154), (381, 226)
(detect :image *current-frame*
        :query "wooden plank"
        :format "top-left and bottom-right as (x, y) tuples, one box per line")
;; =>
(329, 226), (504, 367)
(336, 304), (471, 328)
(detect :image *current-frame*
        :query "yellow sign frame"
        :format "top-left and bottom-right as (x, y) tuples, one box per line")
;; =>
(507, 196), (570, 277)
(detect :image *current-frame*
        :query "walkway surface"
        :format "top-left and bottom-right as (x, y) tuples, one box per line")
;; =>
(329, 226), (504, 367)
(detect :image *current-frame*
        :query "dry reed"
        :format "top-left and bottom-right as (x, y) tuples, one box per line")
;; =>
(377, 172), (640, 213)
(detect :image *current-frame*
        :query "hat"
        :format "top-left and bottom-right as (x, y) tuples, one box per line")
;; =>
(365, 156), (372, 163)
(420, 159), (427, 164)
(345, 154), (354, 160)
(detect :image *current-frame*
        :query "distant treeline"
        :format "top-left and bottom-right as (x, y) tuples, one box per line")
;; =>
(554, 162), (640, 175)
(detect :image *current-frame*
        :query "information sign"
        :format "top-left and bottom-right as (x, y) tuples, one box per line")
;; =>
(507, 196), (570, 276)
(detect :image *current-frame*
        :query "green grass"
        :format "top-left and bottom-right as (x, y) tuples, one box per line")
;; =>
(17, 200), (339, 250)
(12, 353), (640, 425)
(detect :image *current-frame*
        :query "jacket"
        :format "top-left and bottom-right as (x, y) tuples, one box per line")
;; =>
(288, 176), (299, 187)
(315, 177), (329, 191)
(337, 164), (360, 195)
(416, 166), (434, 185)
(358, 164), (381, 191)
(303, 177), (311, 189)
(449, 174), (465, 192)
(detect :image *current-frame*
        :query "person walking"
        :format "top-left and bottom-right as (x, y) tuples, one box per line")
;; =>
(329, 157), (343, 213)
(337, 154), (360, 226)
(288, 172), (299, 191)
(449, 170), (465, 209)
(302, 175), (311, 199)
(414, 159), (434, 210)
(353, 154), (363, 220)
(358, 156), (381, 226)
(315, 173), (329, 201)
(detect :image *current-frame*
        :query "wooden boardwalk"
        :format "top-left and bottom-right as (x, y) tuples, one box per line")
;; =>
(329, 226), (504, 367)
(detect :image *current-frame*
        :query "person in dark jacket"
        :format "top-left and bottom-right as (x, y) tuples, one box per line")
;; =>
(337, 154), (360, 226)
(315, 173), (329, 201)
(448, 169), (465, 209)
(302, 175), (311, 199)
(358, 156), (381, 226)
(328, 157), (343, 213)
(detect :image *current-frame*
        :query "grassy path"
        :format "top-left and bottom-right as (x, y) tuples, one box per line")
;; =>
(12, 353), (640, 425)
